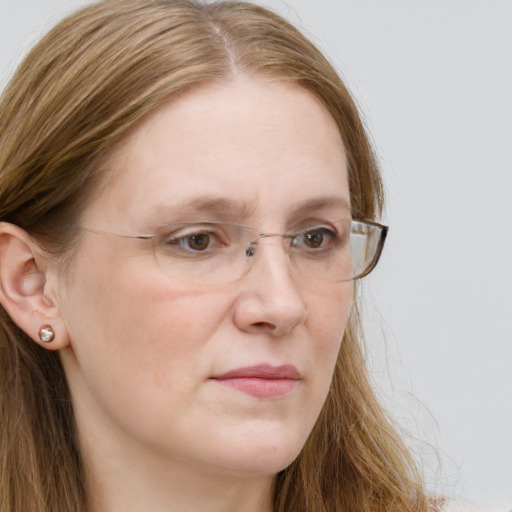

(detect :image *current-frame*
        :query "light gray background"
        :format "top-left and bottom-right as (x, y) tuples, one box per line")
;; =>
(1, 0), (511, 508)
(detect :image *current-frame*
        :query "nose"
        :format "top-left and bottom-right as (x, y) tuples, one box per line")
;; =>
(233, 241), (307, 336)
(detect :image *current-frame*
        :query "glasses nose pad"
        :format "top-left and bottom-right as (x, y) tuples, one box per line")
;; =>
(244, 234), (290, 260)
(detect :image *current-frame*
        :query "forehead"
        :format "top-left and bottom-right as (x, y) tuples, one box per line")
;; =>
(84, 77), (350, 230)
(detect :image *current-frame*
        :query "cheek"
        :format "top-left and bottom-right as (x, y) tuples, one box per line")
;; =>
(60, 248), (232, 409)
(309, 282), (352, 347)
(303, 282), (353, 396)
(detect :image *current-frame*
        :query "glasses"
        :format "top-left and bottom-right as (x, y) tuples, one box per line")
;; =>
(83, 218), (388, 285)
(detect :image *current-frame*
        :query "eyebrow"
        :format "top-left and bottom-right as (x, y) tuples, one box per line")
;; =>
(149, 196), (255, 220)
(145, 194), (351, 225)
(289, 196), (351, 217)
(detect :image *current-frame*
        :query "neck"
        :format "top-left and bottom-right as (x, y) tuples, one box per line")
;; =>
(87, 463), (275, 512)
(80, 421), (275, 512)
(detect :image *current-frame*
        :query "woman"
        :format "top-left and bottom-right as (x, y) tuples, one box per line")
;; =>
(0, 1), (431, 511)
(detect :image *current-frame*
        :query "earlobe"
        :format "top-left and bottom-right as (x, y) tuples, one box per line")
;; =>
(0, 222), (70, 350)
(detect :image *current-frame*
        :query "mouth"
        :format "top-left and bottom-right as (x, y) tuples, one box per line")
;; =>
(210, 364), (301, 399)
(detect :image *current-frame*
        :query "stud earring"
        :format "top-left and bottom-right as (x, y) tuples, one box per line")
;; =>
(38, 324), (55, 343)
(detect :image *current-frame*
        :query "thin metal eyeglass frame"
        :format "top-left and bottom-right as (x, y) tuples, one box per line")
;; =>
(349, 218), (388, 280)
(82, 218), (389, 282)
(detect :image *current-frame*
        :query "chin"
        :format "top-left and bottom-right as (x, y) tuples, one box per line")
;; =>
(207, 426), (307, 477)
(218, 452), (300, 478)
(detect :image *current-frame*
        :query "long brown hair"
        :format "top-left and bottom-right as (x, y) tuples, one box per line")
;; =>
(0, 1), (428, 510)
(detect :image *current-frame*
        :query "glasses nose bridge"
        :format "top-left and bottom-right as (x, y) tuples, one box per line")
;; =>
(245, 232), (293, 258)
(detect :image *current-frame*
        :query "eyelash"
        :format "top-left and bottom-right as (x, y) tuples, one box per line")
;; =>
(157, 222), (345, 255)
(164, 228), (227, 252)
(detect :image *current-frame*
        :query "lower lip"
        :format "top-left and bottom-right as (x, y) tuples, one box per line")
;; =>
(212, 377), (299, 399)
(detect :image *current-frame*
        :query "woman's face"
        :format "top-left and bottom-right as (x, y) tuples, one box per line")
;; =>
(57, 77), (353, 477)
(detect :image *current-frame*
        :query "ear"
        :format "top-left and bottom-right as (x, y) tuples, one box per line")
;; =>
(0, 222), (70, 350)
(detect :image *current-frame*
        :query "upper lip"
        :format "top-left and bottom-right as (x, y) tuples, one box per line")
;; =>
(211, 364), (301, 380)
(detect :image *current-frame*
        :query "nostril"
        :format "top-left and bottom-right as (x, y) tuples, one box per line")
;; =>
(253, 321), (275, 330)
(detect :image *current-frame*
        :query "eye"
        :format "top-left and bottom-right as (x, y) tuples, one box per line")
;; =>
(183, 233), (211, 251)
(292, 227), (336, 250)
(162, 224), (229, 254)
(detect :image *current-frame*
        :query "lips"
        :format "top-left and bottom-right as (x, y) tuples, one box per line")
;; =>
(210, 364), (301, 399)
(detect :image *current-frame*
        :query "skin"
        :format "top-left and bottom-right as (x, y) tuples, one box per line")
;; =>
(47, 77), (353, 512)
